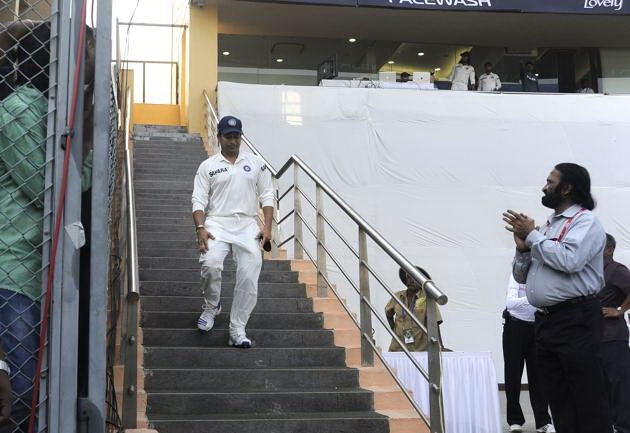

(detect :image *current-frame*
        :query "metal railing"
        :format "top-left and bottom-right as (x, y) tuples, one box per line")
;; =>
(203, 91), (448, 433)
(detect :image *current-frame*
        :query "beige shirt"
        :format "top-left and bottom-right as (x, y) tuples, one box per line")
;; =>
(385, 289), (442, 352)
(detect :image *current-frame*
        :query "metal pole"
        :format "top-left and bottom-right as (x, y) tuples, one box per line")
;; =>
(271, 178), (280, 259)
(50, 0), (86, 430)
(427, 297), (445, 433)
(86, 0), (113, 425)
(315, 185), (328, 297)
(293, 164), (304, 260)
(358, 229), (373, 366)
(142, 63), (146, 104)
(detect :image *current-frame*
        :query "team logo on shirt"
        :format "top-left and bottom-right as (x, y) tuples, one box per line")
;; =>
(209, 167), (228, 177)
(243, 165), (251, 172)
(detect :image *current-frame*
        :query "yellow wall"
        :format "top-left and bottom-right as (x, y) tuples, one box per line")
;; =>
(133, 104), (182, 126)
(186, 5), (218, 137)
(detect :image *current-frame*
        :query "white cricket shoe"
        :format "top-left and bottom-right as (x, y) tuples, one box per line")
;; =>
(229, 334), (252, 349)
(537, 425), (556, 433)
(197, 302), (221, 331)
(509, 425), (523, 432)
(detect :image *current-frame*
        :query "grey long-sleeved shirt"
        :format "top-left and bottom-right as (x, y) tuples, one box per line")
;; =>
(512, 204), (606, 307)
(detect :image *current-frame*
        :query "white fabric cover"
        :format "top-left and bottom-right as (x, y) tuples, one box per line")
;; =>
(217, 81), (630, 382)
(384, 351), (502, 433)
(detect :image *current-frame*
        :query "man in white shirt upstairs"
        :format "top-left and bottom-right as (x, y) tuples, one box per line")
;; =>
(191, 115), (274, 348)
(503, 275), (555, 433)
(478, 62), (502, 92)
(449, 51), (475, 91)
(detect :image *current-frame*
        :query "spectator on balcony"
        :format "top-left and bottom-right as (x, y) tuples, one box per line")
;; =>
(577, 78), (595, 94)
(385, 266), (443, 352)
(478, 62), (502, 92)
(521, 61), (539, 92)
(449, 51), (475, 91)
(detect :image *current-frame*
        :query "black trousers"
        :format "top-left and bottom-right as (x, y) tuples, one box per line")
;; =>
(534, 298), (613, 433)
(503, 316), (552, 428)
(601, 340), (630, 433)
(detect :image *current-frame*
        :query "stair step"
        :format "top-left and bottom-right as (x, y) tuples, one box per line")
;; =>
(146, 389), (374, 415)
(141, 295), (309, 312)
(144, 368), (359, 392)
(139, 269), (298, 283)
(139, 257), (291, 270)
(142, 328), (334, 348)
(144, 347), (347, 369)
(141, 312), (324, 330)
(135, 189), (194, 197)
(140, 282), (306, 298)
(138, 248), (204, 258)
(147, 411), (389, 433)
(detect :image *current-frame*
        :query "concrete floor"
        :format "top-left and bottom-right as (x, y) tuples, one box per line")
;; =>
(499, 390), (547, 433)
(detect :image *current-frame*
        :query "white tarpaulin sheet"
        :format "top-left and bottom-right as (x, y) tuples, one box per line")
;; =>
(218, 81), (630, 382)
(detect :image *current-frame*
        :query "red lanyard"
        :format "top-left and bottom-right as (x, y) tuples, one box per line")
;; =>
(545, 208), (586, 242)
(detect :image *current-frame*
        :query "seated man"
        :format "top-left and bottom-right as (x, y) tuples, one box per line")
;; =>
(385, 266), (443, 352)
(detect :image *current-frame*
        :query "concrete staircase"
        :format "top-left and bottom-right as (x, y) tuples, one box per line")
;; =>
(133, 125), (392, 433)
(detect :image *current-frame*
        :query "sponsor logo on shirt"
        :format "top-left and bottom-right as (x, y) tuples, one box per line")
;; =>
(243, 165), (251, 172)
(388, 0), (492, 7)
(209, 167), (228, 177)
(583, 0), (623, 10)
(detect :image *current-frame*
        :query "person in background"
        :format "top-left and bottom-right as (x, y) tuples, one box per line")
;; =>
(399, 72), (411, 83)
(478, 62), (502, 92)
(0, 342), (11, 428)
(449, 51), (475, 91)
(521, 61), (539, 92)
(504, 163), (612, 433)
(503, 275), (554, 433)
(599, 234), (630, 433)
(385, 266), (443, 352)
(577, 78), (595, 94)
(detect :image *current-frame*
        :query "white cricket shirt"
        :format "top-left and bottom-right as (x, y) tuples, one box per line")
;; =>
(478, 73), (502, 92)
(192, 151), (274, 218)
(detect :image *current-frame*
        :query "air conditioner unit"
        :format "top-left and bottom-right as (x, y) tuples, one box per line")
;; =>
(503, 47), (539, 57)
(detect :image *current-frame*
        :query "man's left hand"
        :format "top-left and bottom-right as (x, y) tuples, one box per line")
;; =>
(602, 307), (622, 318)
(503, 210), (536, 240)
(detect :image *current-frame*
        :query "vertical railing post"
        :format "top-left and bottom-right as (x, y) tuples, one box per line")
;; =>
(358, 229), (374, 366)
(315, 185), (328, 297)
(271, 178), (280, 259)
(427, 296), (445, 433)
(293, 164), (304, 259)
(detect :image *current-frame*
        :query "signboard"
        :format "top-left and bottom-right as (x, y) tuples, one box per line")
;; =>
(260, 0), (630, 14)
(360, 0), (629, 14)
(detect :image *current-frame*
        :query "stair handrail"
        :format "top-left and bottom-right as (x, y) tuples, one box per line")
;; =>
(119, 85), (140, 428)
(203, 90), (447, 433)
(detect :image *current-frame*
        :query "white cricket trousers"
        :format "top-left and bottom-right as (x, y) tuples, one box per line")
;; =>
(199, 215), (262, 337)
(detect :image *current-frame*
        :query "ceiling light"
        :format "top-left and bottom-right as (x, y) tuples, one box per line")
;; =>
(388, 60), (395, 65)
(348, 38), (357, 43)
(417, 52), (425, 56)
(434, 68), (441, 71)
(222, 51), (230, 56)
(276, 58), (284, 63)
(535, 73), (539, 77)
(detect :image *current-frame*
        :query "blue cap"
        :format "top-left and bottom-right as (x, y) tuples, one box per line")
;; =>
(218, 116), (243, 136)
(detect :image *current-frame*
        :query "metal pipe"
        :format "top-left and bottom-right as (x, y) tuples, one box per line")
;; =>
(118, 21), (188, 28)
(427, 298), (445, 433)
(358, 229), (374, 367)
(293, 165), (304, 260)
(316, 185), (328, 297)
